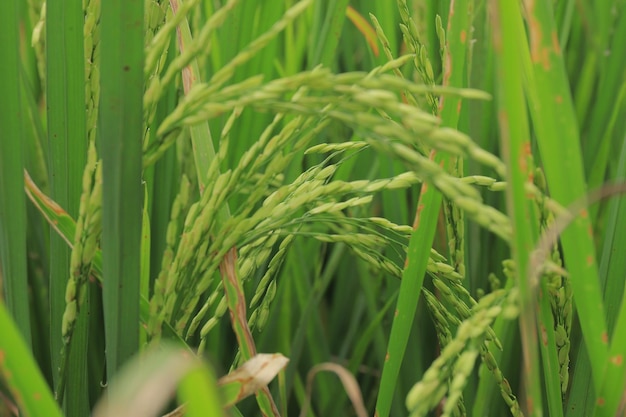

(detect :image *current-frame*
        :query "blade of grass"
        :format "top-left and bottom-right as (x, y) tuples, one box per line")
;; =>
(566, 342), (594, 417)
(375, 1), (471, 415)
(178, 367), (227, 417)
(0, 0), (31, 344)
(554, 0), (575, 50)
(99, 0), (144, 378)
(599, 135), (626, 339)
(531, 182), (626, 417)
(490, 1), (543, 415)
(596, 279), (626, 417)
(0, 301), (63, 417)
(594, 134), (626, 416)
(140, 187), (151, 347)
(596, 310), (626, 417)
(374, 87), (440, 417)
(588, 83), (626, 223)
(536, 278), (564, 417)
(521, 0), (608, 393)
(582, 3), (626, 180)
(308, 0), (349, 69)
(147, 50), (179, 294)
(45, 0), (89, 410)
(282, 0), (311, 76)
(509, 4), (566, 415)
(18, 63), (51, 376)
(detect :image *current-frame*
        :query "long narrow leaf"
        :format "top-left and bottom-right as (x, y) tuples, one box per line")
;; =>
(491, 1), (543, 415)
(375, 1), (471, 415)
(522, 0), (608, 396)
(0, 0), (31, 345)
(45, 0), (89, 409)
(594, 135), (626, 416)
(308, 0), (350, 68)
(0, 302), (63, 417)
(99, 0), (144, 378)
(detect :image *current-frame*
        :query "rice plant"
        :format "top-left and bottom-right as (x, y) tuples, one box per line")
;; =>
(1, 1), (625, 416)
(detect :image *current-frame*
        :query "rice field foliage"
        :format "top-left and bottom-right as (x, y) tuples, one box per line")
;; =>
(1, 0), (625, 416)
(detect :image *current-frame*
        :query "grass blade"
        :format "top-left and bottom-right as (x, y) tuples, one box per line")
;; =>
(99, 0), (144, 378)
(178, 366), (227, 417)
(45, 0), (89, 410)
(594, 136), (626, 416)
(308, 0), (350, 69)
(583, 9), (626, 181)
(375, 1), (471, 415)
(0, 301), (63, 417)
(490, 1), (543, 415)
(0, 0), (31, 344)
(521, 0), (608, 394)
(596, 283), (626, 417)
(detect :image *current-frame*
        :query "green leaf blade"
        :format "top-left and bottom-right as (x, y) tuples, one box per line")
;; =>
(100, 0), (144, 379)
(0, 0), (31, 347)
